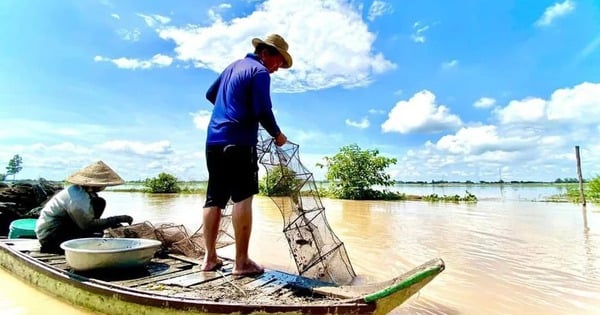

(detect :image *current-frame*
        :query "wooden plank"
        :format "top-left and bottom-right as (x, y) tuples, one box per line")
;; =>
(30, 252), (59, 259)
(50, 263), (70, 270)
(168, 253), (234, 269)
(157, 254), (237, 287)
(158, 269), (229, 287)
(116, 267), (198, 287)
(167, 253), (203, 265)
(277, 289), (296, 299)
(242, 272), (277, 289)
(258, 273), (300, 296)
(42, 258), (67, 265)
(2, 239), (41, 252)
(266, 269), (332, 290)
(151, 257), (194, 269)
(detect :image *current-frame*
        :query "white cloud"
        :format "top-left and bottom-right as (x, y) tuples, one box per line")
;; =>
(345, 117), (370, 129)
(411, 21), (430, 43)
(368, 108), (386, 115)
(546, 82), (600, 123)
(0, 117), (209, 181)
(150, 54), (174, 66)
(473, 97), (496, 109)
(208, 3), (233, 22)
(388, 123), (555, 182)
(387, 82), (600, 182)
(435, 125), (535, 155)
(137, 13), (171, 27)
(191, 110), (212, 131)
(0, 142), (97, 180)
(116, 28), (141, 41)
(97, 140), (173, 156)
(494, 82), (600, 125)
(111, 13), (120, 20)
(157, 0), (396, 93)
(381, 90), (463, 134)
(535, 0), (575, 27)
(441, 59), (458, 69)
(496, 97), (546, 124)
(94, 54), (173, 69)
(367, 0), (393, 21)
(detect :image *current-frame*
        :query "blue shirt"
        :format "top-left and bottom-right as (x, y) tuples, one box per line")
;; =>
(205, 53), (281, 146)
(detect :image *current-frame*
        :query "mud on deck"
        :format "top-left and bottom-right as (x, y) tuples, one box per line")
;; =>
(27, 249), (342, 306)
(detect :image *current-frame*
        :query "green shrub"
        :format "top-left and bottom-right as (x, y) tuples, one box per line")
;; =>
(144, 172), (181, 193)
(259, 166), (300, 196)
(423, 190), (478, 203)
(564, 177), (600, 203)
(588, 176), (600, 201)
(317, 144), (397, 200)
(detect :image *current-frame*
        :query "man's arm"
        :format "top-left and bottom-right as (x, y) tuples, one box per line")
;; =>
(251, 71), (281, 138)
(68, 204), (132, 232)
(206, 75), (221, 105)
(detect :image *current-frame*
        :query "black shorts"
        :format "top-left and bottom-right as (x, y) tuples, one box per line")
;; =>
(204, 144), (259, 209)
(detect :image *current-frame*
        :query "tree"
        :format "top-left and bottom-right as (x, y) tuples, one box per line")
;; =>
(318, 144), (397, 200)
(259, 165), (300, 196)
(144, 172), (181, 193)
(6, 154), (23, 181)
(588, 175), (600, 201)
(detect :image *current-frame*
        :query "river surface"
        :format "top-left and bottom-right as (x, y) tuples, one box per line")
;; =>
(1, 188), (599, 315)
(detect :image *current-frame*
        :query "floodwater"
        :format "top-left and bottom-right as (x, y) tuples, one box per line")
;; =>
(1, 190), (599, 315)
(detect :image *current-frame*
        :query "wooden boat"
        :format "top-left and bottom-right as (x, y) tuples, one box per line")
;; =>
(0, 238), (444, 315)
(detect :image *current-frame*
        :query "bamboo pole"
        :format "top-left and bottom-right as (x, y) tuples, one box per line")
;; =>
(575, 146), (586, 206)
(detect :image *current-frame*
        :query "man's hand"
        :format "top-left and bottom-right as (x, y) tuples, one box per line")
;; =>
(275, 132), (287, 146)
(116, 215), (134, 225)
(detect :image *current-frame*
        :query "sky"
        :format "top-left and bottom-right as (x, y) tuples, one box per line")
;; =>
(1, 0), (599, 183)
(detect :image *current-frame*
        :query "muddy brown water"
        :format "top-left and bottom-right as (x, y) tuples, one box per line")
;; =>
(1, 192), (599, 315)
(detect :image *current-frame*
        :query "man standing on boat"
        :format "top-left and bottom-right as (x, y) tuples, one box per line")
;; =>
(35, 161), (134, 253)
(202, 34), (292, 276)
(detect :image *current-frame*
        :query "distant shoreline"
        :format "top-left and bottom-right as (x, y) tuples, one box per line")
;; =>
(1, 180), (582, 203)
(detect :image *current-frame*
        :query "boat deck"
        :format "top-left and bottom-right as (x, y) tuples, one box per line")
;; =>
(11, 239), (341, 306)
(0, 238), (444, 314)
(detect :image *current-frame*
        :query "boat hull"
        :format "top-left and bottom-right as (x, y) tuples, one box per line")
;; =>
(0, 239), (444, 315)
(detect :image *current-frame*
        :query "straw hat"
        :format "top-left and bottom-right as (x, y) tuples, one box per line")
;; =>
(66, 161), (124, 187)
(252, 34), (293, 69)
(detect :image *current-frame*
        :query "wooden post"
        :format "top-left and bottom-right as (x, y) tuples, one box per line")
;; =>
(575, 146), (586, 206)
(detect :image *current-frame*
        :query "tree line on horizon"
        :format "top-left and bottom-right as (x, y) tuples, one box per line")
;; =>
(398, 178), (586, 185)
(0, 151), (593, 193)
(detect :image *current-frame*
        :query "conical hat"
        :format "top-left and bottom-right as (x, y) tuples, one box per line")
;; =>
(66, 161), (124, 187)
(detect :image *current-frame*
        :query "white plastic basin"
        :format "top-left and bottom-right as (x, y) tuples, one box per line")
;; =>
(60, 238), (162, 271)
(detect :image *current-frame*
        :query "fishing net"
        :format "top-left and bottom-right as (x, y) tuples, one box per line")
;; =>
(106, 221), (157, 239)
(171, 207), (235, 257)
(257, 130), (356, 285)
(106, 211), (235, 258)
(107, 131), (356, 285)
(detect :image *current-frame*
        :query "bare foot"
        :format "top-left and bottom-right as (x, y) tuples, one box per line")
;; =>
(232, 258), (264, 276)
(200, 258), (223, 271)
